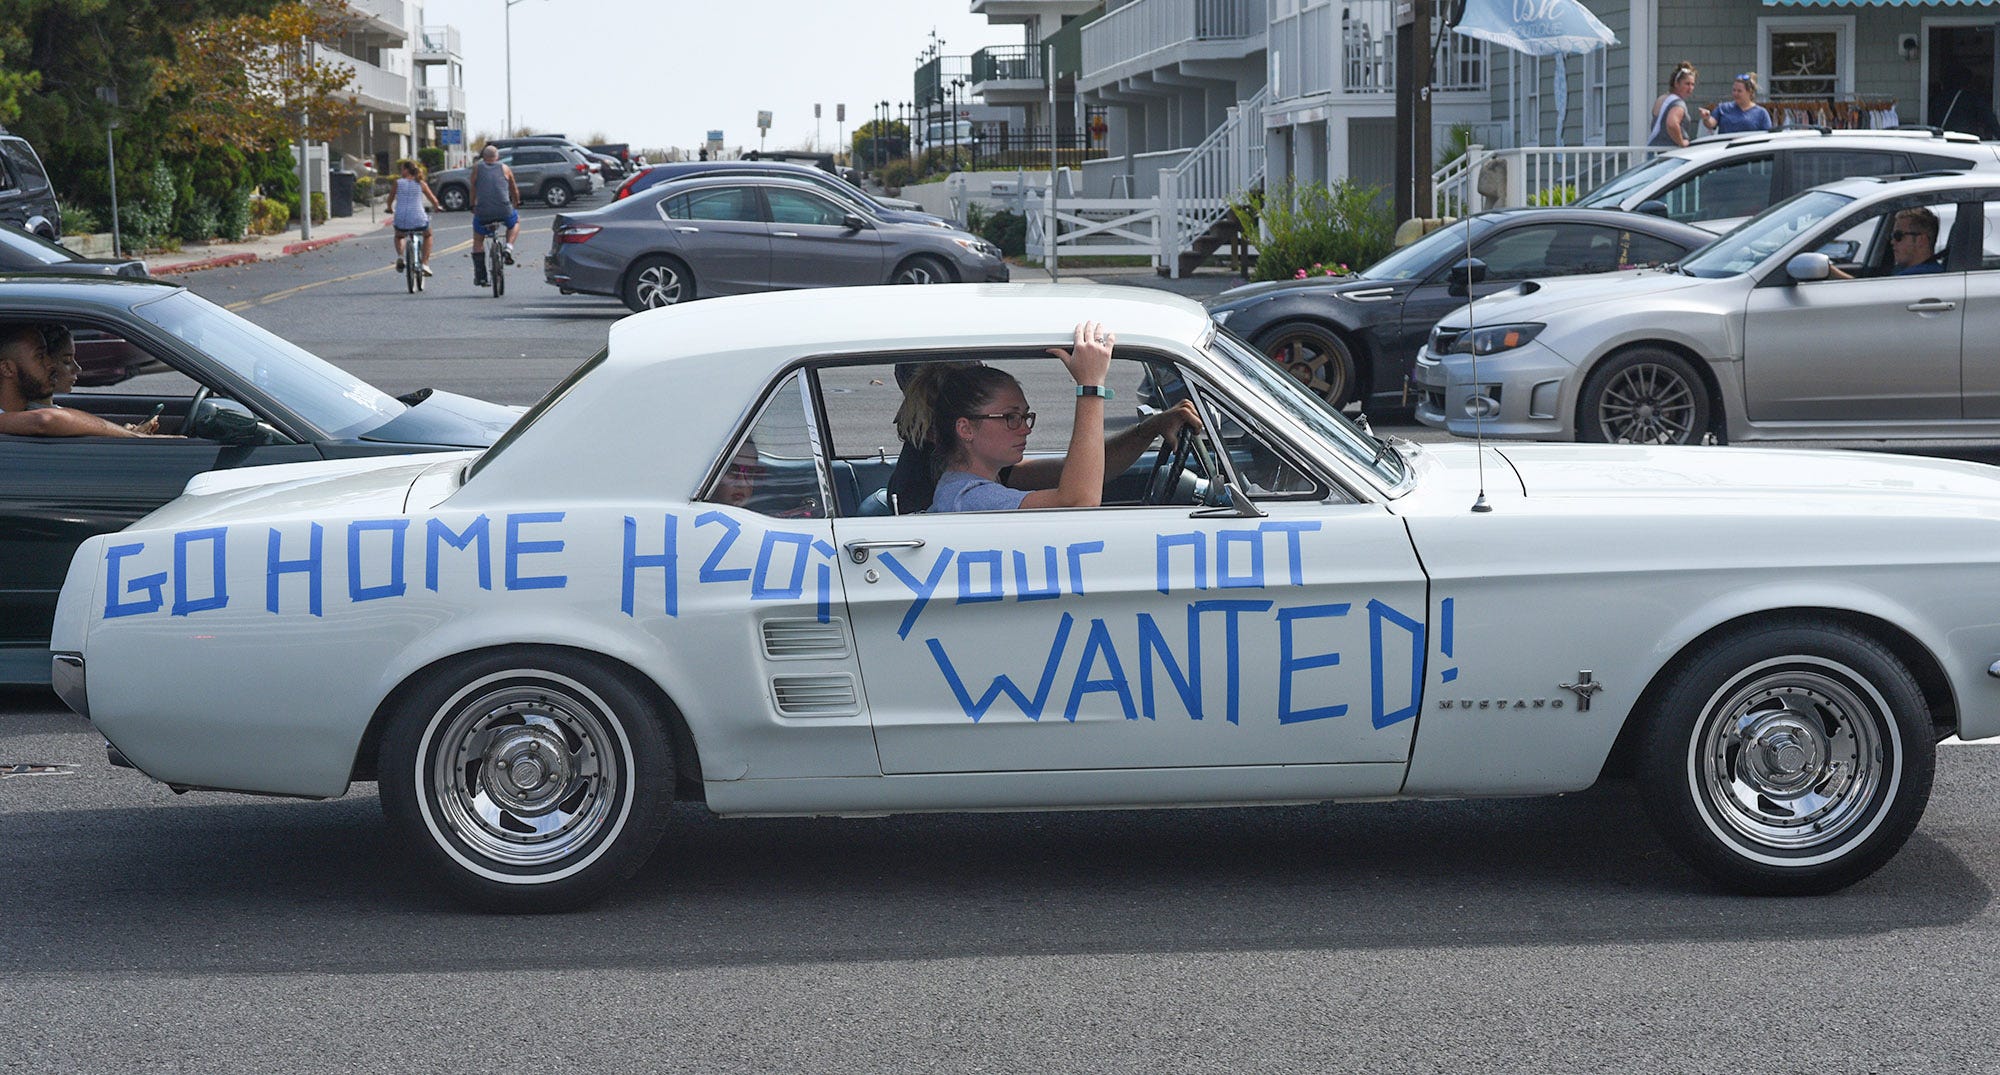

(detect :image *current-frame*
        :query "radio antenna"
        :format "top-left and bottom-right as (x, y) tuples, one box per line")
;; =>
(1461, 213), (1492, 513)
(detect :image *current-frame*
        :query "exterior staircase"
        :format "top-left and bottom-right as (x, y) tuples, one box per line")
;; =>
(1157, 87), (1267, 278)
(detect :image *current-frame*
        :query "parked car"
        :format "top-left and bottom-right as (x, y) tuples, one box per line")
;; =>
(485, 135), (611, 178)
(0, 275), (520, 685)
(0, 129), (61, 239)
(1573, 128), (2000, 234)
(586, 142), (634, 170)
(617, 160), (941, 221)
(1204, 208), (1712, 410)
(0, 222), (147, 278)
(1413, 171), (2000, 444)
(51, 284), (2000, 911)
(546, 174), (1007, 311)
(583, 151), (626, 181)
(432, 145), (599, 210)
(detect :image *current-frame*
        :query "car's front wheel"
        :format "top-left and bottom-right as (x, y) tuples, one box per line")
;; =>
(379, 648), (675, 912)
(1577, 347), (1710, 444)
(542, 181), (573, 208)
(893, 255), (952, 285)
(437, 184), (468, 212)
(1637, 619), (1935, 895)
(1256, 322), (1359, 409)
(622, 255), (692, 311)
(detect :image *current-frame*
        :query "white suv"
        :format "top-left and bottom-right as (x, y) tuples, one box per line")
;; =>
(1573, 128), (2000, 233)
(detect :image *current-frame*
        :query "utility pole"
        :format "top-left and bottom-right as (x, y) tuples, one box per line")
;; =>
(298, 36), (312, 241)
(1393, 0), (1434, 225)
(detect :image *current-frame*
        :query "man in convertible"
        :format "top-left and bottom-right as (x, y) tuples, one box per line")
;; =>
(0, 322), (169, 437)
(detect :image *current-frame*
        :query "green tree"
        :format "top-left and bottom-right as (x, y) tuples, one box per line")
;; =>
(850, 120), (908, 172)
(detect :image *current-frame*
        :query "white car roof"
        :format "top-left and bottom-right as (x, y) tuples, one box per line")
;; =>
(463, 284), (1214, 506)
(1661, 128), (1996, 162)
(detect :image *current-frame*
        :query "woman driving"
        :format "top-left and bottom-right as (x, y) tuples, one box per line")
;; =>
(895, 321), (1201, 512)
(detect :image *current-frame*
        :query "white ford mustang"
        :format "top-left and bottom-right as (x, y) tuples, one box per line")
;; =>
(48, 285), (2000, 911)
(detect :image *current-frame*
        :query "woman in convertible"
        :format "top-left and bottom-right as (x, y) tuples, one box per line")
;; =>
(893, 321), (1200, 512)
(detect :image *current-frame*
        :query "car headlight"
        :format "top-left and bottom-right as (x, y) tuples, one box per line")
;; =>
(951, 236), (1001, 258)
(1445, 323), (1543, 356)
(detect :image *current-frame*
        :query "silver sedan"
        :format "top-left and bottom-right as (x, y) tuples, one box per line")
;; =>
(544, 175), (1009, 311)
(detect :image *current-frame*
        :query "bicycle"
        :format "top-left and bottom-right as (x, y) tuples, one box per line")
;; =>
(398, 228), (426, 293)
(480, 221), (508, 298)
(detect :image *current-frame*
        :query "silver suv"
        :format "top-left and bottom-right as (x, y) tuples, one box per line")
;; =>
(431, 145), (599, 211)
(1574, 128), (2000, 233)
(1412, 172), (2000, 444)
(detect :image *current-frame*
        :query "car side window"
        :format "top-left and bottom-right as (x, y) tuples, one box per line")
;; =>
(0, 153), (15, 192)
(1976, 200), (2000, 271)
(765, 187), (848, 227)
(670, 186), (764, 223)
(1619, 230), (1688, 268)
(1789, 150), (1904, 192)
(1, 143), (45, 193)
(1658, 155), (1775, 224)
(702, 370), (825, 518)
(1472, 224), (1575, 281)
(1818, 201), (1958, 278)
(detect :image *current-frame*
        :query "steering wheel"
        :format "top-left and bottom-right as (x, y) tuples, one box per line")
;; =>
(182, 385), (213, 438)
(1143, 432), (1194, 506)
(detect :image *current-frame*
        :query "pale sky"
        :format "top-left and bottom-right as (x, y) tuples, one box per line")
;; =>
(412, 0), (1024, 154)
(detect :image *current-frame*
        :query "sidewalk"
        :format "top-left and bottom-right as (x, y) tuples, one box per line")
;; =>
(145, 215), (391, 276)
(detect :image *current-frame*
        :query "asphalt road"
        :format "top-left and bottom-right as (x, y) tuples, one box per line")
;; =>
(12, 214), (2000, 1071)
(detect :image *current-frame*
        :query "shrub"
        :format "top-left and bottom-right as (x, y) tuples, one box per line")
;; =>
(176, 195), (221, 243)
(1529, 184), (1577, 207)
(214, 187), (252, 241)
(978, 208), (1027, 258)
(418, 146), (446, 172)
(879, 158), (916, 191)
(1235, 179), (1393, 282)
(309, 191), (328, 225)
(252, 197), (290, 235)
(351, 176), (374, 204)
(127, 161), (178, 249)
(63, 205), (103, 235)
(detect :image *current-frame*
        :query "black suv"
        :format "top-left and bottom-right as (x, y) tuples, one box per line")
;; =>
(0, 130), (60, 239)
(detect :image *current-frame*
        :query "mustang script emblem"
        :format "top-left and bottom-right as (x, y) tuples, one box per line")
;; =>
(1559, 671), (1604, 711)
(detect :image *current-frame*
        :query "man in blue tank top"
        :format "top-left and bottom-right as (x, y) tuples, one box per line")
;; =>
(468, 144), (521, 288)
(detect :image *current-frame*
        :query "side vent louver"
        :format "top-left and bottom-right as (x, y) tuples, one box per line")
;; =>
(770, 674), (860, 716)
(761, 618), (850, 660)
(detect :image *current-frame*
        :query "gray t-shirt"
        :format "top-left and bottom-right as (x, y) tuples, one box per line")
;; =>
(931, 469), (1027, 513)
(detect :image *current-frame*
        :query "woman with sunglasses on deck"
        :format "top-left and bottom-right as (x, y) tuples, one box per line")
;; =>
(895, 321), (1201, 513)
(1702, 72), (1773, 135)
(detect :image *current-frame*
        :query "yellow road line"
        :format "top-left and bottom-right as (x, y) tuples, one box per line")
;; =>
(226, 238), (476, 310)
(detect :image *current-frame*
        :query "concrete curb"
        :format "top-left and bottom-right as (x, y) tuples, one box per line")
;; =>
(155, 252), (260, 276)
(153, 220), (387, 276)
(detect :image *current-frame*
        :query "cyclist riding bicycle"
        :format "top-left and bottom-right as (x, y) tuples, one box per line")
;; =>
(467, 144), (522, 289)
(391, 159), (442, 278)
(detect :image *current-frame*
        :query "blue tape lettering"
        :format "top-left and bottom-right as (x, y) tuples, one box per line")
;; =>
(1136, 609), (1200, 720)
(1216, 529), (1265, 590)
(1259, 520), (1320, 586)
(104, 542), (166, 619)
(1155, 532), (1205, 594)
(266, 523), (324, 616)
(1190, 598), (1272, 724)
(956, 549), (1005, 603)
(1066, 540), (1104, 595)
(504, 512), (567, 590)
(696, 511), (752, 583)
(1065, 617), (1138, 722)
(346, 519), (409, 603)
(927, 611), (1074, 723)
(425, 515), (492, 591)
(171, 528), (229, 616)
(1369, 599), (1426, 729)
(621, 514), (678, 617)
(1012, 547), (1062, 602)
(1277, 602), (1350, 724)
(880, 547), (953, 640)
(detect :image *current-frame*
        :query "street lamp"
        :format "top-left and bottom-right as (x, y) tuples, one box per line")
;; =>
(879, 100), (891, 171)
(504, 0), (546, 136)
(949, 78), (966, 172)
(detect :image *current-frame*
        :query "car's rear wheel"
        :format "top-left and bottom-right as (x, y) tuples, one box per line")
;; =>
(1256, 322), (1359, 409)
(1578, 347), (1709, 444)
(1637, 620), (1934, 895)
(541, 181), (573, 208)
(380, 648), (674, 912)
(893, 255), (952, 285)
(623, 255), (692, 311)
(437, 184), (468, 212)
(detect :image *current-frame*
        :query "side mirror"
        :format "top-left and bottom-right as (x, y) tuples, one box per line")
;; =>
(1635, 200), (1669, 218)
(1446, 257), (1487, 297)
(843, 214), (867, 232)
(1785, 252), (1832, 282)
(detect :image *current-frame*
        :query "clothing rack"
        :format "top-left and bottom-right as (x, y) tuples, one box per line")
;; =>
(1765, 95), (1900, 130)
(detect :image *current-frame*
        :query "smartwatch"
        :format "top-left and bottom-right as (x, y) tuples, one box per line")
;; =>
(1075, 384), (1114, 399)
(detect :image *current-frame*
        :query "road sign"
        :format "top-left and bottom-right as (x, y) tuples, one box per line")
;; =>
(439, 128), (463, 146)
(757, 111), (772, 132)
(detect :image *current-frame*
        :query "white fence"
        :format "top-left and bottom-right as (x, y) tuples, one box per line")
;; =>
(1432, 144), (1657, 216)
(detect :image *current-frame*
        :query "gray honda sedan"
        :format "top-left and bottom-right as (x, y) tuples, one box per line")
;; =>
(543, 175), (1008, 311)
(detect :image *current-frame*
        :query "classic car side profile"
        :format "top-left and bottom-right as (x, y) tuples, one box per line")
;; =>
(49, 285), (2000, 911)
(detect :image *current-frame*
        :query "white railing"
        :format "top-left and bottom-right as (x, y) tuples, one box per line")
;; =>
(416, 84), (465, 116)
(1027, 188), (1165, 262)
(1431, 144), (1658, 217)
(1158, 87), (1267, 277)
(417, 25), (461, 61)
(1270, 0), (1485, 100)
(341, 56), (409, 112)
(1082, 0), (1258, 77)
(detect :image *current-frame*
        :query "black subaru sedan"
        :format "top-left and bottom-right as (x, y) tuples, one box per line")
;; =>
(1205, 208), (1714, 411)
(0, 276), (521, 684)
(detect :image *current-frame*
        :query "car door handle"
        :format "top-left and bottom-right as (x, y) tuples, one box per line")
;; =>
(843, 538), (923, 564)
(674, 226), (699, 233)
(1907, 299), (1956, 313)
(773, 231), (800, 238)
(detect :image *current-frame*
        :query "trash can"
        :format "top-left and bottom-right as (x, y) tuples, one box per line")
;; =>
(329, 168), (355, 217)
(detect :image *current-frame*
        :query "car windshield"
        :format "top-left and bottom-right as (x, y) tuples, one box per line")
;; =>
(1574, 155), (1686, 207)
(0, 225), (78, 265)
(1678, 189), (1854, 278)
(1205, 327), (1407, 489)
(1359, 217), (1497, 281)
(131, 290), (407, 439)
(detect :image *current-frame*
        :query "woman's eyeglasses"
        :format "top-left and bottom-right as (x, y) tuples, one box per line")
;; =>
(968, 411), (1036, 431)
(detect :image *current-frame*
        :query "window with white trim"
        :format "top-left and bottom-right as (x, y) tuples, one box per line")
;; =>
(1583, 46), (1608, 146)
(1760, 17), (1855, 100)
(1516, 53), (1542, 146)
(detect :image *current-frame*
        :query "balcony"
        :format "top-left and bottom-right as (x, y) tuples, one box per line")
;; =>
(1268, 0), (1486, 102)
(416, 84), (465, 117)
(1080, 0), (1258, 86)
(343, 55), (410, 114)
(415, 25), (461, 64)
(914, 54), (974, 109)
(970, 0), (1102, 24)
(347, 0), (408, 45)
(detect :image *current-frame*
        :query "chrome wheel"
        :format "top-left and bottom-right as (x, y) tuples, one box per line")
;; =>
(629, 260), (684, 309)
(1691, 658), (1887, 857)
(542, 181), (572, 208)
(1594, 361), (1698, 443)
(428, 678), (622, 869)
